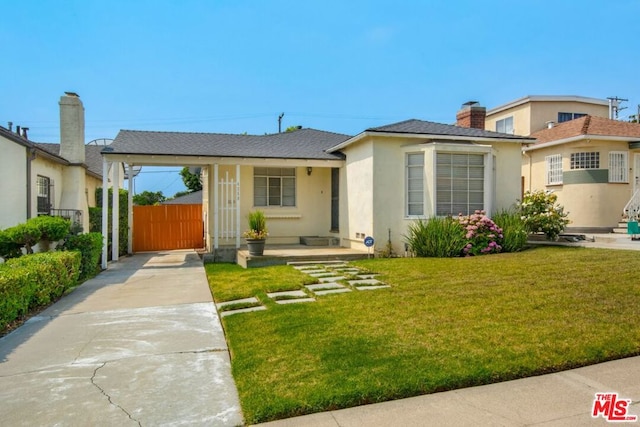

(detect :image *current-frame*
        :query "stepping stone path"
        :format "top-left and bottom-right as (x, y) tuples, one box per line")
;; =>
(216, 261), (389, 316)
(216, 297), (266, 317)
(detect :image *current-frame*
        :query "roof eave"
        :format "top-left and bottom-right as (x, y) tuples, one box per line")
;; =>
(327, 130), (532, 152)
(523, 134), (637, 152)
(487, 95), (609, 116)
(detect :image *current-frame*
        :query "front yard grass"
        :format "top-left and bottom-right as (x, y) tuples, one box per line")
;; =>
(206, 246), (640, 424)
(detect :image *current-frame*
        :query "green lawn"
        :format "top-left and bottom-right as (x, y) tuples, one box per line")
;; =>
(206, 247), (640, 424)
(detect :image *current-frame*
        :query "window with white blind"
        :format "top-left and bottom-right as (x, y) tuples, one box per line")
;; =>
(609, 151), (628, 183)
(436, 153), (484, 216)
(570, 152), (599, 169)
(406, 153), (424, 216)
(253, 167), (296, 207)
(545, 154), (563, 185)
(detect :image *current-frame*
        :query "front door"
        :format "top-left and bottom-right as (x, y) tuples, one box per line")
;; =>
(330, 168), (339, 232)
(634, 154), (640, 194)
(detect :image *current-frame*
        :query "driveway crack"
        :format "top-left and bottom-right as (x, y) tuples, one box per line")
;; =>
(91, 362), (142, 426)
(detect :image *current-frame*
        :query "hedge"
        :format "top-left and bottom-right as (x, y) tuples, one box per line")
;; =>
(58, 232), (103, 281)
(0, 251), (81, 330)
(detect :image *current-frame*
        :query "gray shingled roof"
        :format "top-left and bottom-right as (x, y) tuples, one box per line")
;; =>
(162, 190), (203, 205)
(108, 128), (350, 160)
(33, 143), (104, 177)
(367, 119), (531, 140)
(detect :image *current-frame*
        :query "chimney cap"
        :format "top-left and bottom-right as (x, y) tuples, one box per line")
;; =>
(462, 101), (481, 108)
(64, 91), (80, 97)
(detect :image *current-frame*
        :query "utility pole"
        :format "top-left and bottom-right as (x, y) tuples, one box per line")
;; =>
(607, 96), (628, 119)
(278, 112), (284, 133)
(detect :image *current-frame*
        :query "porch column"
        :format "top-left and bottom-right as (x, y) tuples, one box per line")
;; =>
(101, 158), (110, 269)
(112, 162), (120, 262)
(127, 163), (133, 254)
(214, 163), (219, 250)
(485, 153), (494, 216)
(236, 164), (241, 249)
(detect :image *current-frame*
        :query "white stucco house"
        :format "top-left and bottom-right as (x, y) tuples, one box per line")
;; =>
(102, 102), (533, 262)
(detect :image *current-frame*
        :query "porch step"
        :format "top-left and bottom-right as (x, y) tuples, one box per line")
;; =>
(614, 221), (637, 234)
(300, 236), (340, 246)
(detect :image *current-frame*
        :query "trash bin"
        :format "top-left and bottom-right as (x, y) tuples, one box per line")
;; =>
(627, 221), (639, 235)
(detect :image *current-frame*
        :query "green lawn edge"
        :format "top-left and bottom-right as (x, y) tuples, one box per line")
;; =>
(207, 246), (640, 424)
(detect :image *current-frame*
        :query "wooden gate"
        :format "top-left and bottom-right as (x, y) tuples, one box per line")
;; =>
(133, 204), (203, 252)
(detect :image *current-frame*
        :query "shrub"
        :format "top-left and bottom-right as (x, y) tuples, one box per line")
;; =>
(59, 232), (103, 281)
(519, 190), (570, 240)
(405, 217), (466, 257)
(28, 216), (71, 242)
(0, 251), (80, 330)
(492, 209), (528, 252)
(0, 229), (22, 260)
(457, 211), (503, 256)
(5, 223), (41, 254)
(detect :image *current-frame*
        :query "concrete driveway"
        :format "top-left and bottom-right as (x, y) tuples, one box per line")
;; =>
(0, 250), (243, 426)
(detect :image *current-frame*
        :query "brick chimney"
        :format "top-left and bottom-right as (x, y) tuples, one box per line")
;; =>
(456, 101), (486, 130)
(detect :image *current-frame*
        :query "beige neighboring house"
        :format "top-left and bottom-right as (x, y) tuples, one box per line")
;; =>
(103, 102), (533, 258)
(523, 116), (640, 231)
(0, 93), (122, 231)
(485, 95), (611, 137)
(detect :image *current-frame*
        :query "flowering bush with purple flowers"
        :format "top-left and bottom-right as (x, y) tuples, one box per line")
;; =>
(457, 210), (504, 256)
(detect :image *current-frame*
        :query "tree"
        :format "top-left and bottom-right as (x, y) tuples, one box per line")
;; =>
(285, 125), (302, 132)
(133, 190), (166, 206)
(179, 167), (202, 192)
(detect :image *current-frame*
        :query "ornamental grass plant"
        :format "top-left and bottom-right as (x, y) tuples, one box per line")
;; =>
(405, 216), (466, 257)
(492, 209), (528, 252)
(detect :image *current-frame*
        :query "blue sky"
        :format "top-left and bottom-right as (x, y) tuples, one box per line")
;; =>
(3, 0), (639, 196)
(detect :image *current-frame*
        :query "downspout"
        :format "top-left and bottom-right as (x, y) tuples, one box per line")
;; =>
(523, 149), (532, 193)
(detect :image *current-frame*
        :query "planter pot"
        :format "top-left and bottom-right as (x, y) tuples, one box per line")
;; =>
(246, 238), (266, 256)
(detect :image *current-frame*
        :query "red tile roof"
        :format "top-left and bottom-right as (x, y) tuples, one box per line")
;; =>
(531, 116), (640, 144)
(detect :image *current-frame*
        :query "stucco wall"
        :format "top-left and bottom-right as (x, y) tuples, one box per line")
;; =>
(524, 139), (634, 229)
(0, 136), (28, 228)
(340, 139), (374, 250)
(487, 100), (609, 136)
(86, 175), (102, 207)
(486, 104), (532, 136)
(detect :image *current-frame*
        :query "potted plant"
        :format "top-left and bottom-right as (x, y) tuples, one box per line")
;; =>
(243, 210), (268, 256)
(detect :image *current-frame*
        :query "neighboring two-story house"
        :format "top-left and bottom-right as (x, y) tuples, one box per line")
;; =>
(485, 95), (639, 232)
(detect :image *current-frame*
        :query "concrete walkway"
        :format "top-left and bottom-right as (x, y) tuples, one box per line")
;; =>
(256, 356), (640, 426)
(0, 250), (243, 426)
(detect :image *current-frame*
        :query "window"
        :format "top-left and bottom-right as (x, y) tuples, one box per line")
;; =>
(558, 112), (587, 123)
(436, 153), (484, 216)
(545, 154), (563, 185)
(570, 152), (600, 169)
(37, 175), (52, 214)
(253, 167), (296, 207)
(609, 151), (628, 183)
(406, 153), (424, 216)
(495, 116), (514, 134)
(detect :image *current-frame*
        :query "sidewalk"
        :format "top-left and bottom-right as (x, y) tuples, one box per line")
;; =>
(0, 250), (243, 426)
(256, 356), (640, 426)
